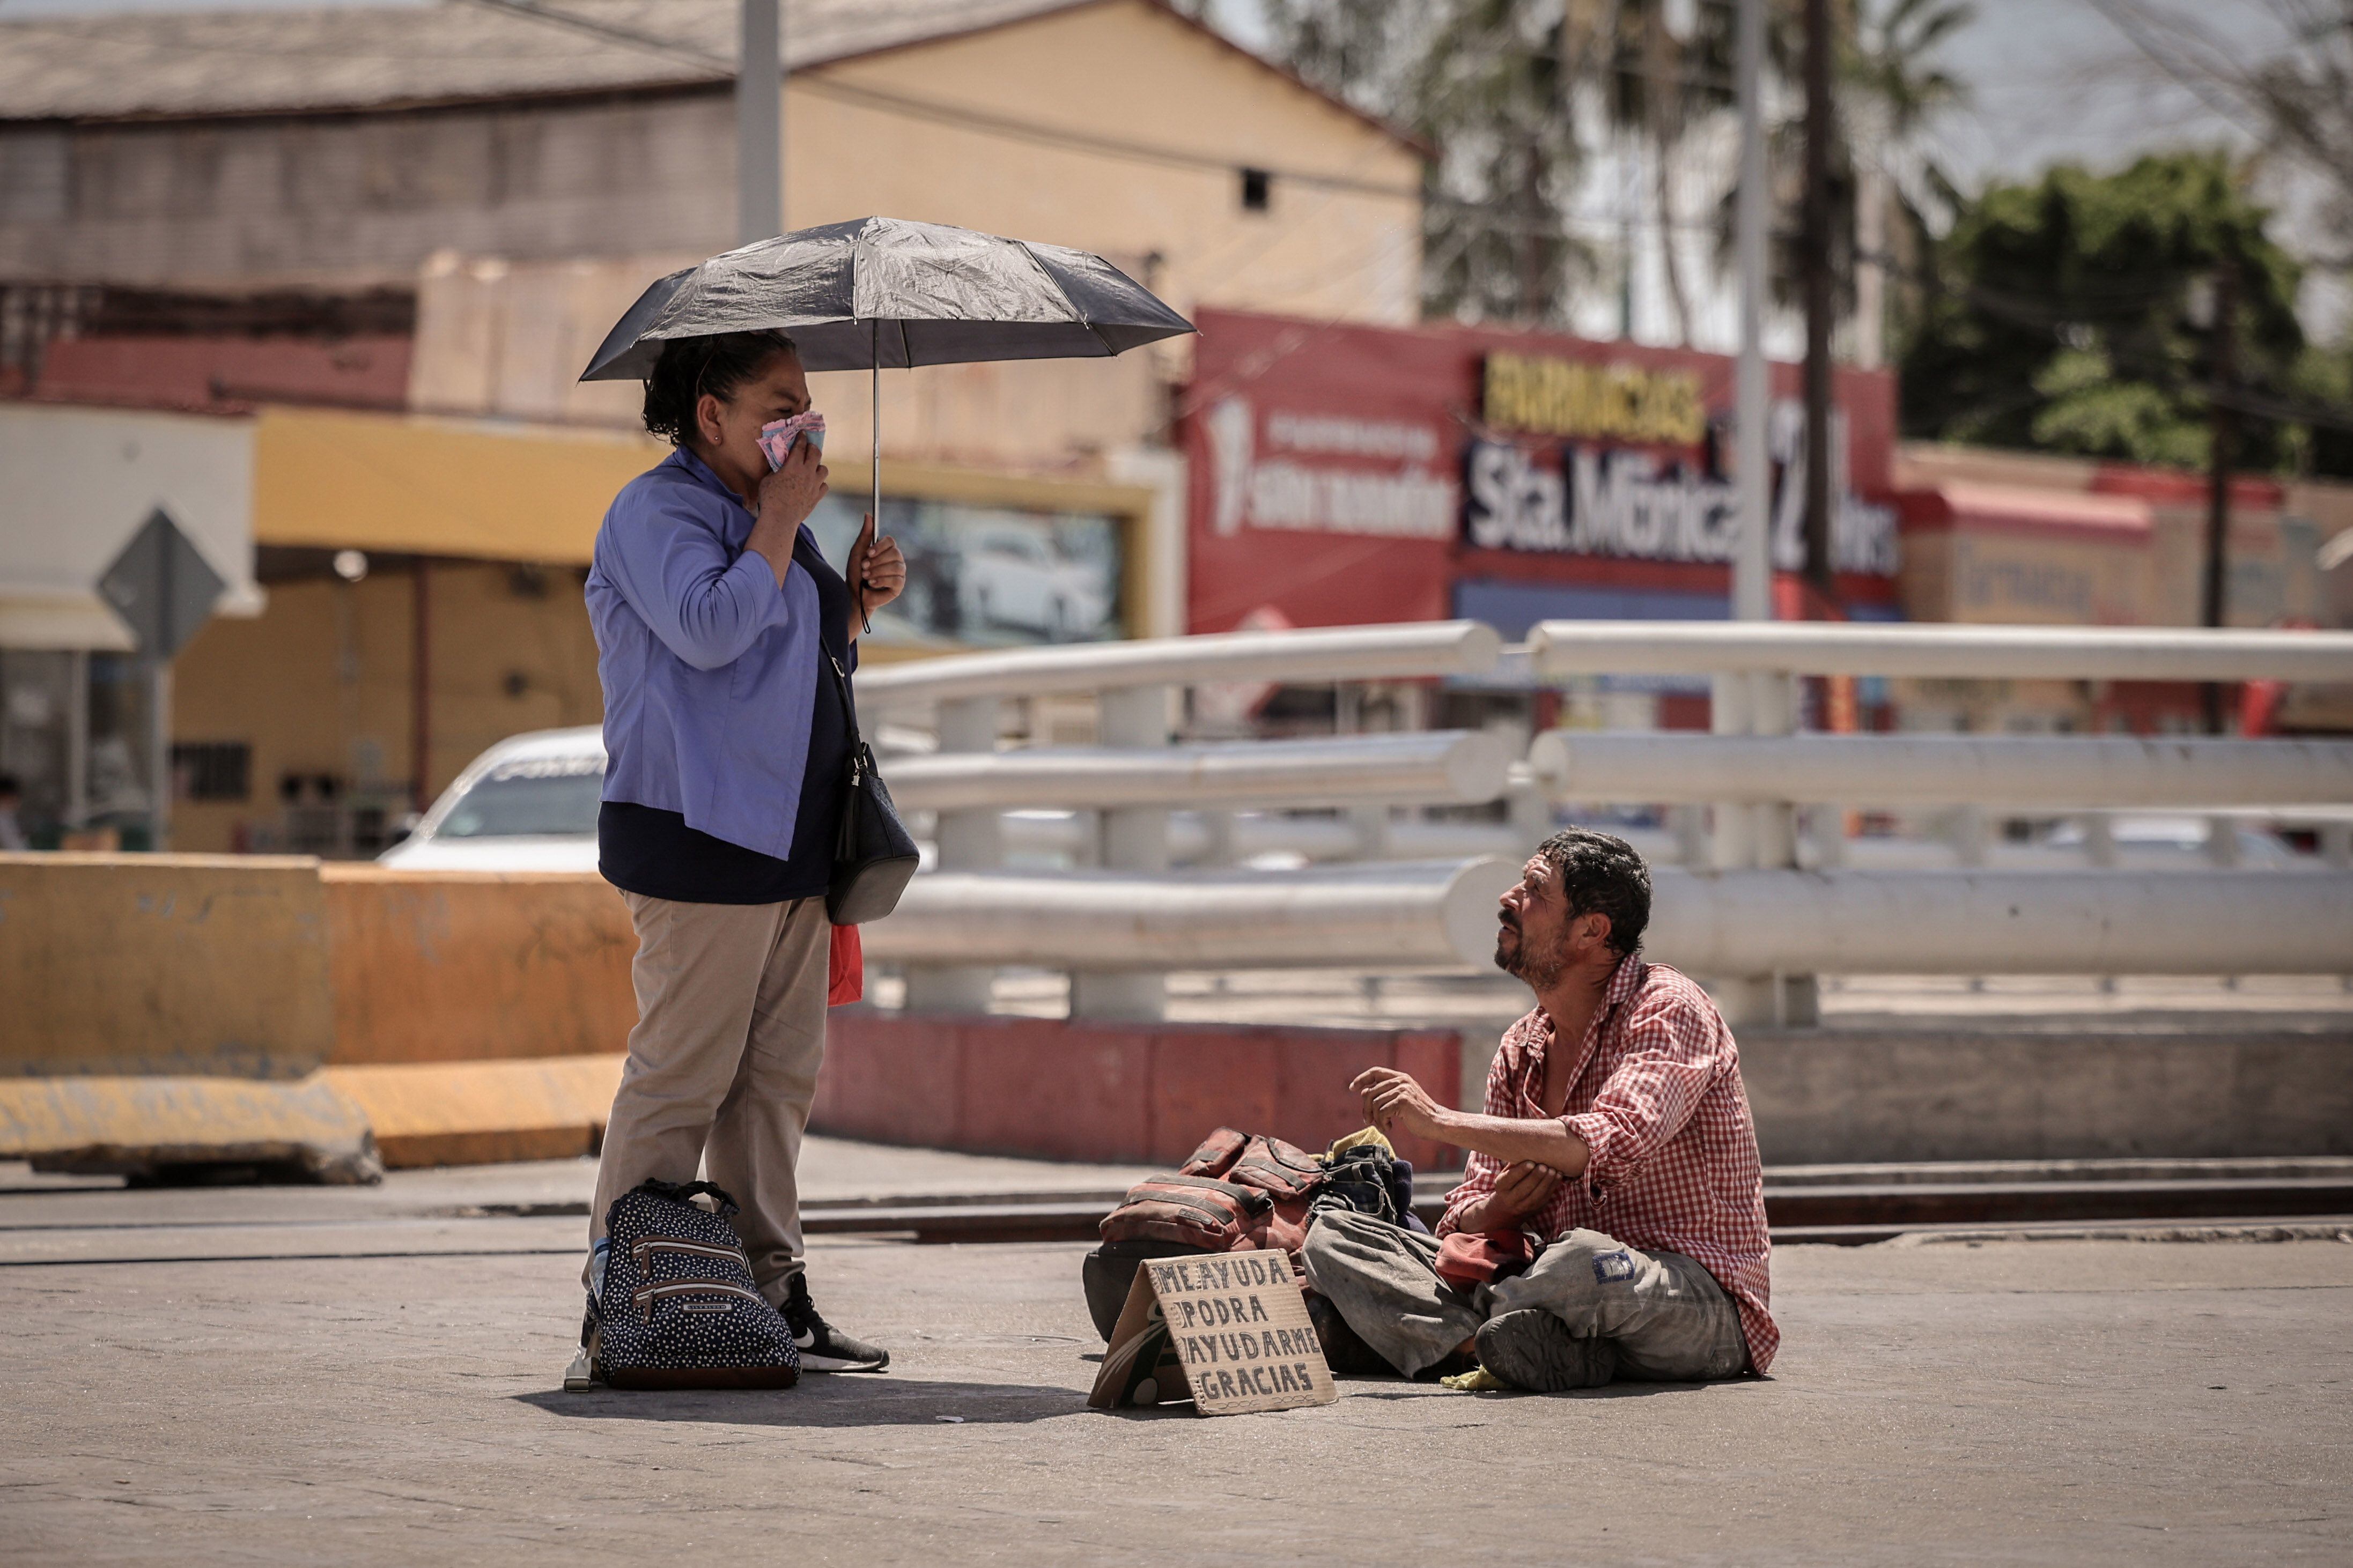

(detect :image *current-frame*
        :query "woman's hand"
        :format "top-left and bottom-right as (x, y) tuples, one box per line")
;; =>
(846, 513), (906, 637)
(746, 439), (827, 584)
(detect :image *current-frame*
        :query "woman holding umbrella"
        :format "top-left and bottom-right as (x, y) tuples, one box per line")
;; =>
(568, 217), (1191, 1384)
(580, 327), (903, 1374)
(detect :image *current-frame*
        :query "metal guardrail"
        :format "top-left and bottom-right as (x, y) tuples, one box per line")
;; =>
(1645, 867), (2353, 975)
(855, 618), (2353, 1024)
(1528, 620), (2353, 682)
(1531, 733), (2353, 808)
(887, 730), (1509, 812)
(864, 859), (1514, 971)
(860, 619), (1502, 710)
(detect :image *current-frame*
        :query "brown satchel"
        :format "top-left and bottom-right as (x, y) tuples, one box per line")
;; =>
(1085, 1127), (1330, 1341)
(1098, 1127), (1327, 1255)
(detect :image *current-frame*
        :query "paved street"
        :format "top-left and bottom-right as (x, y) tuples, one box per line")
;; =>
(4, 1152), (2349, 1566)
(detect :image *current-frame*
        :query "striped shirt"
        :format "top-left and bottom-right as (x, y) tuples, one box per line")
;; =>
(1438, 955), (1778, 1373)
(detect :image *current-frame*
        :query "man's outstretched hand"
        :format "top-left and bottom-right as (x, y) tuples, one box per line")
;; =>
(1351, 1066), (1447, 1143)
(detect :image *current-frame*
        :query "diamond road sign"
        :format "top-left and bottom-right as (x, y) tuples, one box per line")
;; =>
(97, 507), (227, 661)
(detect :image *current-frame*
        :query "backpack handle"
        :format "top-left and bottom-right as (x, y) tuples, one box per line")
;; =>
(634, 1178), (741, 1218)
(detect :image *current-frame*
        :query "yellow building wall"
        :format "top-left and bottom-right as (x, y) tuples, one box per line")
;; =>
(169, 558), (603, 853)
(793, 1), (1423, 327)
(406, 0), (1423, 458)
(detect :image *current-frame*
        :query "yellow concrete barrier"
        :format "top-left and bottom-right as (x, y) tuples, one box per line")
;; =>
(0, 854), (635, 1177)
(0, 854), (334, 1074)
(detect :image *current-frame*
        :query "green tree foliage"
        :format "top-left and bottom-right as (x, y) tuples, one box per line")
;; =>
(1266, 0), (1596, 326)
(1901, 151), (2309, 471)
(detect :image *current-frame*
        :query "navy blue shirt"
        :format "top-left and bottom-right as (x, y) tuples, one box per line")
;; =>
(600, 530), (853, 904)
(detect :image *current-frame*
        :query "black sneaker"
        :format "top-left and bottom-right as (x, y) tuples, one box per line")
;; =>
(781, 1274), (889, 1372)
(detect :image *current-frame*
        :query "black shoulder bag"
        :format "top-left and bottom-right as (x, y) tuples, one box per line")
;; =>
(823, 653), (920, 924)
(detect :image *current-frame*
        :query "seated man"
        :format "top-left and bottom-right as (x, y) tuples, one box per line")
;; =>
(1301, 828), (1776, 1392)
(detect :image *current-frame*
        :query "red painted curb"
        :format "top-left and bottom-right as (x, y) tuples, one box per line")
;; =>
(814, 1011), (1462, 1171)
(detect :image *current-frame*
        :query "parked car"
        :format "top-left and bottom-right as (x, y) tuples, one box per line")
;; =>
(377, 725), (604, 871)
(2041, 813), (2305, 870)
(956, 526), (1110, 640)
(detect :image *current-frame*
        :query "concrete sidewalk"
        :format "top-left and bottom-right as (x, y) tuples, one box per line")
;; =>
(2, 1158), (2348, 1565)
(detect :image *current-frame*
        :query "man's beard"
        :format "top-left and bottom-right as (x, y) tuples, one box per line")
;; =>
(1494, 917), (1563, 992)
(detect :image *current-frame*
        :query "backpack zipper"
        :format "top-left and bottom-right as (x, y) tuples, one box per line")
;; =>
(631, 1278), (768, 1323)
(631, 1237), (750, 1271)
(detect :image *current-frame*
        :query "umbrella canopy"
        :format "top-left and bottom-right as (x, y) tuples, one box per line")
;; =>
(580, 216), (1194, 381)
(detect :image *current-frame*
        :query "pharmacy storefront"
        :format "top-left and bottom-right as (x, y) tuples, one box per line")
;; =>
(1181, 308), (1901, 650)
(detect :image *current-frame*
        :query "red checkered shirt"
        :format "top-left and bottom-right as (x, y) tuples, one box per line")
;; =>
(1437, 955), (1778, 1373)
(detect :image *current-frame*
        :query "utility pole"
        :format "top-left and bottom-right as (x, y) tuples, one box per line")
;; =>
(736, 0), (784, 245)
(2202, 253), (2239, 734)
(1800, 0), (1836, 598)
(1732, 0), (1771, 624)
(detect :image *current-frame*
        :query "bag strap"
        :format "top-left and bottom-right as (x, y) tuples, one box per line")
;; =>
(824, 650), (864, 755)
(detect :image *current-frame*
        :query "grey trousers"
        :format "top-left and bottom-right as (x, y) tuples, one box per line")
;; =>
(587, 892), (830, 1307)
(1300, 1209), (1749, 1384)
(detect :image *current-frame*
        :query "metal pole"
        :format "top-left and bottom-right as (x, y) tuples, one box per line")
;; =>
(411, 559), (431, 812)
(149, 657), (171, 852)
(1732, 0), (1771, 625)
(868, 319), (880, 633)
(1800, 0), (1836, 597)
(871, 321), (881, 528)
(2202, 254), (2239, 734)
(736, 0), (781, 245)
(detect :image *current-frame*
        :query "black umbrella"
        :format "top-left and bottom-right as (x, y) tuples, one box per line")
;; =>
(581, 217), (1196, 598)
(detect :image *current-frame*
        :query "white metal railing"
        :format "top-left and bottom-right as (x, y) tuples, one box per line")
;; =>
(1528, 620), (2353, 681)
(887, 730), (1509, 813)
(867, 860), (1514, 971)
(872, 621), (1511, 1019)
(1530, 733), (2353, 808)
(1646, 868), (2353, 975)
(857, 619), (2353, 1024)
(860, 619), (1501, 711)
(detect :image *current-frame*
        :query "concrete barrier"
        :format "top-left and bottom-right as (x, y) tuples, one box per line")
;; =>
(0, 854), (334, 1076)
(318, 867), (638, 1166)
(11, 854), (2350, 1178)
(0, 855), (637, 1175)
(1737, 1025), (2353, 1163)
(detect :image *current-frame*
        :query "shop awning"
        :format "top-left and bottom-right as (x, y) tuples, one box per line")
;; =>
(1899, 480), (2153, 541)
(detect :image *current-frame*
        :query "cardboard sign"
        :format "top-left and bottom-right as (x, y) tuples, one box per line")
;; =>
(1088, 1252), (1338, 1416)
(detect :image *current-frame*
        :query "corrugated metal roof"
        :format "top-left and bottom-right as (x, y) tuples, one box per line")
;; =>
(0, 0), (1090, 121)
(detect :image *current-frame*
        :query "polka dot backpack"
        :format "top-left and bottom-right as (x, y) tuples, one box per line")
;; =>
(579, 1179), (801, 1390)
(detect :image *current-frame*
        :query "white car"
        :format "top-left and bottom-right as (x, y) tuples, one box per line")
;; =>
(957, 527), (1110, 640)
(378, 725), (604, 871)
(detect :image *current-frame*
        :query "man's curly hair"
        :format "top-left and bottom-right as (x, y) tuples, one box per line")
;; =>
(1535, 827), (1650, 957)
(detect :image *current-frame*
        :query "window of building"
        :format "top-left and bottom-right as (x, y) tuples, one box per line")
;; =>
(172, 741), (251, 802)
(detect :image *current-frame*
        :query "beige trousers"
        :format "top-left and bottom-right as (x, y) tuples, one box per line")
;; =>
(588, 891), (830, 1306)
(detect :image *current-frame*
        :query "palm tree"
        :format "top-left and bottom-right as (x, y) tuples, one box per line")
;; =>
(1599, 0), (1739, 345)
(1845, 0), (1975, 364)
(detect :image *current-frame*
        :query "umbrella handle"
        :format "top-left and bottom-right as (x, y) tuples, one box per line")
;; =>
(864, 320), (877, 636)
